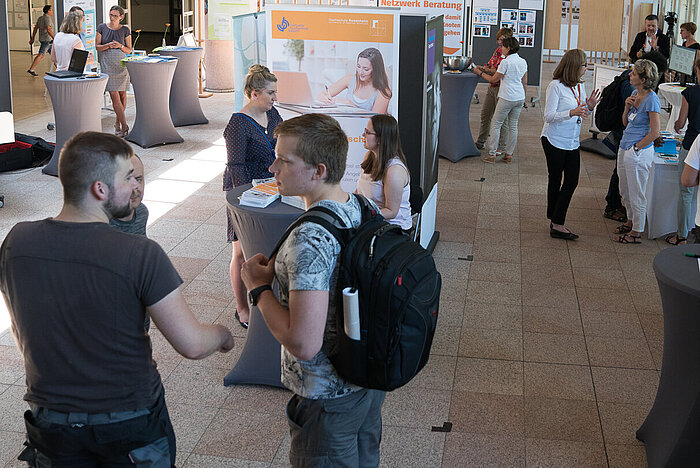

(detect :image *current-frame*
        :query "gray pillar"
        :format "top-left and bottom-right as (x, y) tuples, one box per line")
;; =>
(1, 3), (12, 113)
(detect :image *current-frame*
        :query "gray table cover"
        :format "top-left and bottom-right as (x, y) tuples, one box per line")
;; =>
(438, 71), (481, 162)
(224, 184), (304, 388)
(158, 48), (208, 127)
(42, 74), (108, 176)
(637, 244), (700, 467)
(125, 59), (183, 148)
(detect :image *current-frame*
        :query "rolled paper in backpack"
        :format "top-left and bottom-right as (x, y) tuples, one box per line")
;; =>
(342, 287), (361, 340)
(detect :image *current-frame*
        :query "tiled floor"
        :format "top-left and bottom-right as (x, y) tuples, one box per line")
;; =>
(0, 62), (667, 466)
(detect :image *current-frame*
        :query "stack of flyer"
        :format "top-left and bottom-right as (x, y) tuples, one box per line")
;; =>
(239, 180), (279, 207)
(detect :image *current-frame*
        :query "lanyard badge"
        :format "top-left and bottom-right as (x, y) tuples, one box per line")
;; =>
(570, 84), (583, 124)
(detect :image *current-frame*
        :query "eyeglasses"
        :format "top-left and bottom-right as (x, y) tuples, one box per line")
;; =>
(362, 128), (376, 135)
(109, 13), (120, 18)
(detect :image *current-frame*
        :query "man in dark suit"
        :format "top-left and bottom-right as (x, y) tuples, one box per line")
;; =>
(630, 14), (671, 63)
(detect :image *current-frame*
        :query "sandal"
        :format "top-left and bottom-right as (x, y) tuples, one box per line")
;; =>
(482, 155), (496, 164)
(614, 233), (642, 244)
(613, 224), (632, 234)
(501, 154), (513, 164)
(665, 234), (687, 245)
(604, 209), (628, 222)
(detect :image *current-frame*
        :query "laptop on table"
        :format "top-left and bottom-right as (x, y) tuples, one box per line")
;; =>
(47, 49), (89, 78)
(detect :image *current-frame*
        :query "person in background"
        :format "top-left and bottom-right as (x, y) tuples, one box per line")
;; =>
(668, 58), (700, 245)
(630, 14), (671, 63)
(356, 114), (412, 231)
(682, 134), (700, 243)
(51, 12), (84, 71)
(0, 132), (234, 467)
(241, 114), (386, 467)
(67, 5), (93, 67)
(223, 64), (282, 329)
(96, 5), (132, 137)
(474, 27), (513, 152)
(680, 22), (699, 49)
(541, 49), (601, 240)
(613, 59), (661, 244)
(318, 47), (392, 114)
(28, 5), (54, 76)
(110, 154), (148, 236)
(474, 36), (528, 164)
(602, 50), (668, 223)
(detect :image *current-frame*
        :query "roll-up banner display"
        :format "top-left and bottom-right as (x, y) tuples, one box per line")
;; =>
(266, 5), (400, 193)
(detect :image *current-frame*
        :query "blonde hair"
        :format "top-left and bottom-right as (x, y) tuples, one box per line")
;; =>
(634, 59), (659, 90)
(244, 64), (277, 99)
(552, 49), (587, 87)
(60, 11), (82, 34)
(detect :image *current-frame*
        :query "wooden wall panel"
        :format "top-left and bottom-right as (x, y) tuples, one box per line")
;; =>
(577, 0), (624, 52)
(544, 0), (562, 49)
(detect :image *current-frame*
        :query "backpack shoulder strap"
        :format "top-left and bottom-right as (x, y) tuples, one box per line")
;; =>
(269, 206), (348, 258)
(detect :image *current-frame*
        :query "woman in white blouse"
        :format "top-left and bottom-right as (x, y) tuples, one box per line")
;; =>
(51, 12), (84, 71)
(541, 49), (601, 240)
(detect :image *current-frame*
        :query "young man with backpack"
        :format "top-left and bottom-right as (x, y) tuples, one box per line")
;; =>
(240, 113), (386, 467)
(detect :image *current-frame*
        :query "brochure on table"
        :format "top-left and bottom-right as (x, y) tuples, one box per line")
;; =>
(266, 5), (400, 193)
(377, 0), (465, 56)
(63, 0), (97, 66)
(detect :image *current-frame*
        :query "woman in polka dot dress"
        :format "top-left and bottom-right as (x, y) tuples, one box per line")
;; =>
(223, 64), (282, 328)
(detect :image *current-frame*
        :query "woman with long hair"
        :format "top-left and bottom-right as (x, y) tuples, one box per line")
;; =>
(613, 59), (661, 244)
(51, 12), (84, 71)
(223, 64), (282, 328)
(355, 114), (412, 230)
(474, 36), (528, 163)
(541, 49), (601, 240)
(318, 47), (392, 114)
(96, 5), (132, 137)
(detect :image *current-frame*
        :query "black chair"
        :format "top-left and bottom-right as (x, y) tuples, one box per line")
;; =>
(409, 184), (424, 242)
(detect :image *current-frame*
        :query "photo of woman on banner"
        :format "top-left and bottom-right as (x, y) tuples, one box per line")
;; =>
(317, 47), (392, 114)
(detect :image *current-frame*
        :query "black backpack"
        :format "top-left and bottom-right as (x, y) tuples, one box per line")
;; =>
(595, 70), (630, 132)
(271, 194), (441, 391)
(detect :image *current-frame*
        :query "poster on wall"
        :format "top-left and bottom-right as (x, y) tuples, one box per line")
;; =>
(518, 10), (536, 23)
(63, 0), (97, 65)
(473, 6), (497, 26)
(14, 12), (29, 29)
(13, 0), (28, 12)
(501, 9), (518, 22)
(266, 5), (400, 192)
(473, 25), (490, 38)
(500, 21), (516, 32)
(378, 0), (464, 56)
(209, 0), (250, 41)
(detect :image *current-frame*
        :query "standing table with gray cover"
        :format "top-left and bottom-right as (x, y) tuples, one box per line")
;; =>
(637, 244), (700, 466)
(125, 59), (183, 148)
(157, 47), (208, 127)
(42, 74), (108, 176)
(224, 184), (303, 388)
(438, 71), (480, 162)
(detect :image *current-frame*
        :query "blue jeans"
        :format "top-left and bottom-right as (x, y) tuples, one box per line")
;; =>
(286, 389), (386, 468)
(677, 147), (699, 237)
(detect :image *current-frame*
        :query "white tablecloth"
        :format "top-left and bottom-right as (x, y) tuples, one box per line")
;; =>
(646, 154), (680, 239)
(658, 83), (688, 133)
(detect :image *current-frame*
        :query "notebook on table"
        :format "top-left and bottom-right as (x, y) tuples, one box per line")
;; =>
(47, 49), (88, 78)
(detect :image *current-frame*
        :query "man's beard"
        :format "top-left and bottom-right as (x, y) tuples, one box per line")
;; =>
(104, 190), (133, 219)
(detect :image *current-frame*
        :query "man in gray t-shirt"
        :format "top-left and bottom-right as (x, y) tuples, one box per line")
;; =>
(242, 114), (386, 467)
(28, 5), (54, 76)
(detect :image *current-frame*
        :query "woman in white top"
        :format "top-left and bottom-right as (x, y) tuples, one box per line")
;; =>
(51, 12), (84, 71)
(474, 36), (528, 163)
(318, 48), (392, 114)
(356, 114), (412, 230)
(541, 49), (601, 240)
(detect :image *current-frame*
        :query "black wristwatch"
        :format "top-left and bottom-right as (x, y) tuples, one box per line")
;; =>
(248, 284), (272, 306)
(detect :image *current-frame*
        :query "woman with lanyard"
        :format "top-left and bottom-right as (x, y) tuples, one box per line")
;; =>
(223, 64), (282, 328)
(541, 49), (600, 240)
(613, 59), (661, 244)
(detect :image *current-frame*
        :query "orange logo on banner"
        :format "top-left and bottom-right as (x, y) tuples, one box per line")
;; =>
(271, 11), (394, 43)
